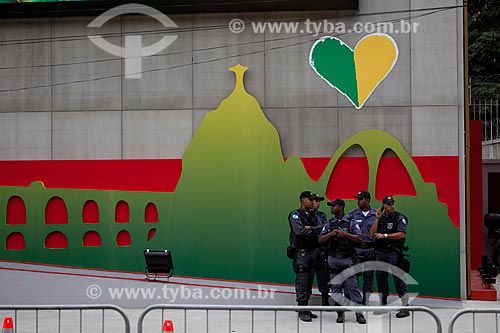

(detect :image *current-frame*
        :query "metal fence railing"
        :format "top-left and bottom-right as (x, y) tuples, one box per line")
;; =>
(470, 99), (500, 142)
(448, 308), (500, 333)
(0, 305), (131, 333)
(2, 304), (499, 332)
(137, 304), (443, 333)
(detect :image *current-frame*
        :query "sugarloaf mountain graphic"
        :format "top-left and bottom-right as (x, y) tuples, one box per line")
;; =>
(0, 64), (460, 298)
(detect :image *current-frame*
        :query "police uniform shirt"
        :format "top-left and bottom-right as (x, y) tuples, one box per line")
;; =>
(348, 207), (376, 243)
(319, 215), (362, 237)
(375, 211), (408, 251)
(314, 210), (329, 227)
(320, 215), (362, 253)
(289, 208), (321, 249)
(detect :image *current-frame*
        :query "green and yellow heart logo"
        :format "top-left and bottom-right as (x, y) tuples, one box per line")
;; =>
(309, 33), (398, 109)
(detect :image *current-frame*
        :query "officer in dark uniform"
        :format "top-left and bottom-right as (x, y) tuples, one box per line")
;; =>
(288, 190), (323, 322)
(348, 190), (376, 305)
(319, 198), (366, 324)
(311, 194), (331, 307)
(370, 195), (410, 318)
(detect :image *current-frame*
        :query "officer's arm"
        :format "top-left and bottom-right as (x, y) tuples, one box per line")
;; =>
(289, 214), (313, 236)
(340, 232), (362, 243)
(347, 220), (363, 243)
(397, 215), (408, 232)
(370, 208), (382, 237)
(319, 230), (337, 244)
(387, 215), (408, 239)
(311, 224), (323, 235)
(319, 223), (334, 243)
(385, 232), (405, 240)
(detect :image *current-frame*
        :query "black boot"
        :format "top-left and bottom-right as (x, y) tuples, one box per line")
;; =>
(297, 301), (312, 322)
(396, 309), (410, 318)
(306, 311), (318, 319)
(396, 295), (410, 318)
(355, 312), (366, 324)
(336, 311), (345, 323)
(304, 297), (318, 319)
(298, 311), (312, 322)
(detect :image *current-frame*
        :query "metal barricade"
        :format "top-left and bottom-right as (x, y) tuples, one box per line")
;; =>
(448, 308), (500, 333)
(137, 304), (442, 333)
(0, 305), (130, 333)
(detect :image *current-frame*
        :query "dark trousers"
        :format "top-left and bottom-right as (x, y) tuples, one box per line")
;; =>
(375, 251), (408, 299)
(328, 256), (362, 305)
(293, 248), (319, 303)
(312, 254), (330, 295)
(354, 248), (375, 293)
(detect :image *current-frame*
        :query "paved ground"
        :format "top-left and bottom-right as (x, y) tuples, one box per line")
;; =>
(0, 261), (498, 332)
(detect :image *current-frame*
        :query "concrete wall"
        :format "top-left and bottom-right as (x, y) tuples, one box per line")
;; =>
(0, 0), (464, 160)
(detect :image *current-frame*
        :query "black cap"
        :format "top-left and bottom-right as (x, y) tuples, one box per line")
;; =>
(354, 190), (371, 200)
(327, 198), (345, 207)
(382, 196), (396, 204)
(312, 194), (325, 201)
(299, 191), (315, 200)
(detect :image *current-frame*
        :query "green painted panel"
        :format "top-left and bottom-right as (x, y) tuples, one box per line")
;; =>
(0, 65), (460, 298)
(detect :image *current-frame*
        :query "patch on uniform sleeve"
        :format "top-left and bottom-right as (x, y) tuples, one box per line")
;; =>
(401, 218), (407, 224)
(355, 224), (360, 230)
(292, 213), (299, 220)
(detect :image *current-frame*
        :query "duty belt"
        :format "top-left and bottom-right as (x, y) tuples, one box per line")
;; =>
(329, 252), (352, 259)
(376, 248), (399, 253)
(298, 247), (318, 252)
(356, 242), (375, 249)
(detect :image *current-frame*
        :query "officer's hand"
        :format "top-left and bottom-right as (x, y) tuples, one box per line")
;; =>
(337, 229), (346, 238)
(373, 233), (384, 239)
(375, 208), (382, 219)
(304, 226), (312, 230)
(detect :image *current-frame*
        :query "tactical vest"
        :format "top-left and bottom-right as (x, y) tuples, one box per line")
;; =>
(289, 209), (319, 250)
(327, 218), (355, 255)
(313, 211), (329, 226)
(375, 211), (406, 252)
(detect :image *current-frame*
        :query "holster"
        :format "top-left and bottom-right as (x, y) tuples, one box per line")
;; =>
(398, 255), (411, 273)
(287, 246), (296, 259)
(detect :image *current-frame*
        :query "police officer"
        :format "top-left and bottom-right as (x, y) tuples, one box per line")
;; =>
(369, 195), (410, 318)
(311, 194), (331, 307)
(319, 198), (366, 324)
(348, 190), (376, 305)
(288, 190), (323, 322)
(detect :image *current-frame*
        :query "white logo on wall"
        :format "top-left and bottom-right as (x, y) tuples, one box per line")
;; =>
(88, 3), (178, 79)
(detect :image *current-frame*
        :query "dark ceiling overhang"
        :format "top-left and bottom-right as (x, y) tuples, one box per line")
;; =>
(0, 0), (358, 18)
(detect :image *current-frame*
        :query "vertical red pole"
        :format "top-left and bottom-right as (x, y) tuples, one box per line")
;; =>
(469, 120), (484, 269)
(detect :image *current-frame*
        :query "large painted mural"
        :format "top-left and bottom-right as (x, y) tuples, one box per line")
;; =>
(0, 35), (460, 298)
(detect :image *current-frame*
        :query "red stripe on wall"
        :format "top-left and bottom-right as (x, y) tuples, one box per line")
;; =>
(0, 156), (459, 227)
(0, 159), (182, 192)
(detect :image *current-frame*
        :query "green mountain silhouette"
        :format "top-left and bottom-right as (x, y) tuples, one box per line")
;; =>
(167, 64), (315, 282)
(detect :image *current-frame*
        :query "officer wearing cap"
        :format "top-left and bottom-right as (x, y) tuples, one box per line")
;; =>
(319, 198), (366, 324)
(288, 190), (323, 322)
(311, 194), (331, 308)
(370, 195), (410, 318)
(348, 190), (376, 305)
